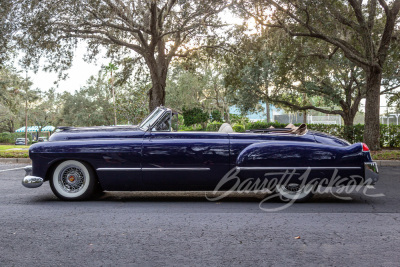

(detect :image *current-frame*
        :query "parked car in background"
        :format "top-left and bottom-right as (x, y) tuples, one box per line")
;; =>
(38, 137), (48, 142)
(15, 138), (26, 145)
(22, 106), (378, 202)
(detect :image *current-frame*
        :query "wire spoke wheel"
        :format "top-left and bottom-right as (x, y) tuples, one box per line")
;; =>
(58, 166), (86, 193)
(50, 160), (97, 201)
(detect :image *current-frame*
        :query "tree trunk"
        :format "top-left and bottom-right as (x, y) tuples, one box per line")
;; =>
(148, 80), (166, 111)
(265, 101), (271, 123)
(303, 110), (307, 124)
(342, 113), (356, 143)
(111, 69), (117, 126)
(25, 99), (28, 145)
(364, 68), (382, 151)
(223, 110), (229, 123)
(147, 54), (167, 111)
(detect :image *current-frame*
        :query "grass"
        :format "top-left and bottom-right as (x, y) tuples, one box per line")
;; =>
(0, 145), (30, 151)
(0, 145), (30, 158)
(371, 150), (400, 160)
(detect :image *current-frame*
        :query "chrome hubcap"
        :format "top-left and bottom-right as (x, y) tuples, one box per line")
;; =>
(58, 166), (86, 193)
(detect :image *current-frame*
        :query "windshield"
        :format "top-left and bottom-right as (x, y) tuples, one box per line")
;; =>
(139, 108), (165, 131)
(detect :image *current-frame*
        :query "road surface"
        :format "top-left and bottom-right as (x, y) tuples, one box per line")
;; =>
(0, 163), (399, 266)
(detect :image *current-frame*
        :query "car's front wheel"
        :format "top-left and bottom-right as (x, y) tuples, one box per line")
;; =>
(275, 183), (315, 202)
(50, 160), (97, 201)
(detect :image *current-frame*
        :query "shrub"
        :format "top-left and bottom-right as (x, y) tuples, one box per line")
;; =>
(179, 124), (203, 131)
(229, 114), (250, 125)
(0, 132), (32, 144)
(307, 124), (400, 148)
(245, 121), (290, 130)
(206, 121), (223, 132)
(210, 110), (223, 122)
(232, 124), (245, 133)
(242, 122), (400, 147)
(182, 107), (209, 127)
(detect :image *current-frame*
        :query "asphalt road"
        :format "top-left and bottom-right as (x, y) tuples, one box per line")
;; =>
(0, 163), (399, 266)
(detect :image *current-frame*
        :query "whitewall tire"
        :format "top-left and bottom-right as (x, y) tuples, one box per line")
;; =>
(50, 160), (97, 201)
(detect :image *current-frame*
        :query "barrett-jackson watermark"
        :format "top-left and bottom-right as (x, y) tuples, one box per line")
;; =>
(205, 167), (384, 212)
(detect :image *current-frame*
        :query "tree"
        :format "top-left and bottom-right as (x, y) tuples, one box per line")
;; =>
(31, 88), (60, 131)
(54, 69), (149, 127)
(236, 0), (400, 150)
(270, 52), (367, 141)
(115, 74), (150, 125)
(167, 47), (233, 121)
(224, 34), (275, 122)
(57, 75), (115, 127)
(182, 107), (209, 128)
(0, 66), (24, 132)
(387, 92), (400, 111)
(13, 0), (229, 111)
(104, 63), (119, 126)
(0, 0), (15, 65)
(266, 35), (368, 129)
(0, 67), (40, 138)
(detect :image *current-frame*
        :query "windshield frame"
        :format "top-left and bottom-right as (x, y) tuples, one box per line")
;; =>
(138, 107), (166, 131)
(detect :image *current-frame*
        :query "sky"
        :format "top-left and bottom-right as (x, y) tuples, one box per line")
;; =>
(21, 45), (108, 94)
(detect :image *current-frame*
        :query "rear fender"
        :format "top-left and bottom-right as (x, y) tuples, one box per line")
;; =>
(235, 141), (365, 184)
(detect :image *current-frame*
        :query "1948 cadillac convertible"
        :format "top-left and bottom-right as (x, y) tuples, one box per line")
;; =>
(22, 106), (379, 201)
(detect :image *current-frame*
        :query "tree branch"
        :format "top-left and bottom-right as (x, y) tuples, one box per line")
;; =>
(267, 97), (345, 116)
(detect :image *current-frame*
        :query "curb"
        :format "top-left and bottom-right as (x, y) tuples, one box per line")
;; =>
(0, 158), (32, 164)
(0, 158), (400, 167)
(375, 160), (400, 167)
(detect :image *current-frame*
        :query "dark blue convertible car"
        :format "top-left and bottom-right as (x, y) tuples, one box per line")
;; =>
(22, 107), (378, 201)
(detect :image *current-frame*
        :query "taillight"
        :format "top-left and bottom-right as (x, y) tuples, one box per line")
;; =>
(362, 143), (369, 152)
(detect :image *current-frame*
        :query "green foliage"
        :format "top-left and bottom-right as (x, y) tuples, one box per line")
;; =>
(182, 107), (209, 127)
(0, 132), (32, 144)
(232, 124), (245, 132)
(308, 124), (400, 148)
(178, 124), (203, 131)
(371, 150), (400, 160)
(115, 83), (149, 125)
(246, 121), (290, 130)
(229, 113), (250, 125)
(206, 121), (223, 132)
(242, 121), (400, 147)
(166, 52), (231, 120)
(210, 110), (223, 122)
(13, 0), (228, 112)
(0, 66), (39, 132)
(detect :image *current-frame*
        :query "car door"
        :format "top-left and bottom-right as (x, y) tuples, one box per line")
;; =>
(141, 131), (230, 190)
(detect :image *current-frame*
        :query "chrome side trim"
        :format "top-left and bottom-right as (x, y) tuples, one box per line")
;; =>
(97, 168), (141, 171)
(236, 166), (362, 171)
(142, 168), (210, 171)
(96, 167), (210, 171)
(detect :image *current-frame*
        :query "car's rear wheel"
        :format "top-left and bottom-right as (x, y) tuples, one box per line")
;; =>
(50, 160), (97, 201)
(275, 183), (315, 202)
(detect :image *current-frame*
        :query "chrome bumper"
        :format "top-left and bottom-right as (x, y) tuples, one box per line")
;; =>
(365, 162), (379, 185)
(22, 165), (43, 188)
